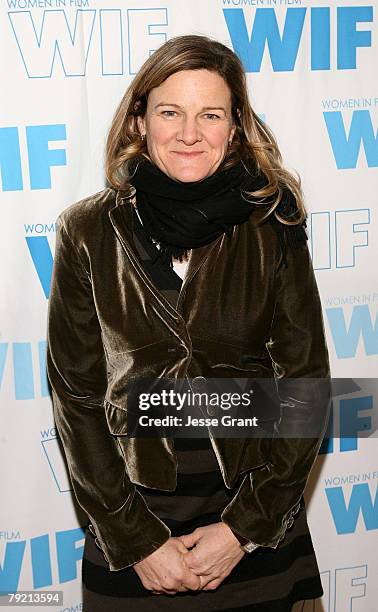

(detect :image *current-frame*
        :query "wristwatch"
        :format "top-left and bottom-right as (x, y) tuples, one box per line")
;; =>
(231, 529), (259, 553)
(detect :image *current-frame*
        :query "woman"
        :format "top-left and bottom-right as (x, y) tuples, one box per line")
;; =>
(46, 35), (331, 611)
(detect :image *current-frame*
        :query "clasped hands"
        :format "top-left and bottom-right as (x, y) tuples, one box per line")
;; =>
(133, 522), (245, 595)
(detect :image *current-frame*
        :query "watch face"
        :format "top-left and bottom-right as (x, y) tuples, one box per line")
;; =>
(242, 541), (258, 553)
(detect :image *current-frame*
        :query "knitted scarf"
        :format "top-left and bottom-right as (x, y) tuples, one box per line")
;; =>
(128, 157), (307, 268)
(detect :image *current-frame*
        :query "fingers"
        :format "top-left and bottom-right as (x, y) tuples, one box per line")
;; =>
(174, 537), (192, 554)
(176, 535), (195, 549)
(182, 564), (202, 590)
(176, 530), (201, 548)
(150, 573), (225, 595)
(151, 575), (205, 595)
(147, 564), (201, 595)
(151, 585), (188, 595)
(201, 576), (223, 591)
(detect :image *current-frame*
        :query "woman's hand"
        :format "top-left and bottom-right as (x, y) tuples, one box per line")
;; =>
(132, 537), (201, 595)
(176, 522), (245, 591)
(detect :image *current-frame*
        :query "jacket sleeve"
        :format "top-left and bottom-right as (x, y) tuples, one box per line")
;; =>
(221, 233), (332, 548)
(46, 214), (171, 571)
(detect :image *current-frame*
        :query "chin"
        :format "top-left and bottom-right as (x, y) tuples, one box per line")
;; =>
(167, 165), (217, 183)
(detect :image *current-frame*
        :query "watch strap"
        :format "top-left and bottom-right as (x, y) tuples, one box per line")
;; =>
(230, 529), (259, 553)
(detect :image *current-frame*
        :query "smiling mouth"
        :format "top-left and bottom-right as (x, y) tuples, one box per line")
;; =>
(172, 151), (204, 156)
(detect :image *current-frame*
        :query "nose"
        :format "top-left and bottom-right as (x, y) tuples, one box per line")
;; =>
(176, 116), (202, 145)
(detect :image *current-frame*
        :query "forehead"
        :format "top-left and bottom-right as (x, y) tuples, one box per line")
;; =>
(148, 69), (232, 103)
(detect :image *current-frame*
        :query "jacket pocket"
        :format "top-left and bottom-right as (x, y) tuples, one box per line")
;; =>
(104, 399), (128, 436)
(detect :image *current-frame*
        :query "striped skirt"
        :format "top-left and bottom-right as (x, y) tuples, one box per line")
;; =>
(82, 438), (323, 611)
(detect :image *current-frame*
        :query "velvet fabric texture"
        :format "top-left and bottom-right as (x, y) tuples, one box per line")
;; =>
(46, 185), (331, 572)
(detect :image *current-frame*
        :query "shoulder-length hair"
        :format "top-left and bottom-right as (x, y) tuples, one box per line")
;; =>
(105, 34), (306, 225)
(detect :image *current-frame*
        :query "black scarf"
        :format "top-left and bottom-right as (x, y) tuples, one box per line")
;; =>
(128, 158), (307, 268)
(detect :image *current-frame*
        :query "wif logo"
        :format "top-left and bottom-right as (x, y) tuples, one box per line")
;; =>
(224, 6), (373, 72)
(8, 8), (168, 77)
(320, 382), (373, 455)
(0, 340), (49, 400)
(325, 482), (378, 535)
(0, 527), (85, 591)
(310, 209), (370, 271)
(318, 380), (378, 536)
(318, 565), (367, 612)
(326, 304), (378, 359)
(0, 124), (66, 191)
(323, 109), (378, 169)
(25, 222), (56, 297)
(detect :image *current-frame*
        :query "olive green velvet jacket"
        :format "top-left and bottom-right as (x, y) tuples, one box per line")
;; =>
(46, 185), (331, 572)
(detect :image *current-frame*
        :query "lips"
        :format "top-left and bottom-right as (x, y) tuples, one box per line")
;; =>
(172, 151), (203, 157)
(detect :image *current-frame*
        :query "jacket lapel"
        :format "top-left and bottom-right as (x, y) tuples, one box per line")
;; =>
(108, 189), (223, 321)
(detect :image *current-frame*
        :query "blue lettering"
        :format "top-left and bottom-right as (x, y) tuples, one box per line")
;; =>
(13, 343), (34, 400)
(224, 6), (373, 72)
(99, 9), (123, 76)
(324, 110), (378, 169)
(326, 304), (378, 358)
(26, 236), (54, 298)
(326, 483), (378, 534)
(0, 528), (85, 591)
(26, 124), (66, 189)
(8, 10), (96, 78)
(1, 342), (52, 399)
(311, 8), (330, 70)
(56, 528), (85, 583)
(337, 6), (373, 69)
(340, 396), (372, 451)
(39, 340), (49, 398)
(31, 535), (52, 589)
(223, 8), (306, 72)
(0, 541), (26, 592)
(0, 127), (23, 191)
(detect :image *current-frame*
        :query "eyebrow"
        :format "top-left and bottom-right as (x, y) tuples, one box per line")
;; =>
(154, 103), (227, 112)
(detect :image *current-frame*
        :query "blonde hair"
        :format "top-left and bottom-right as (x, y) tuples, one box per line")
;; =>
(105, 34), (306, 225)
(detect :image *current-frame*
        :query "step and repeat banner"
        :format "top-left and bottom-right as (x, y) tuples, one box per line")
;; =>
(1, 1), (377, 610)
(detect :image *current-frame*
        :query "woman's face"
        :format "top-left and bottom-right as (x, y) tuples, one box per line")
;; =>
(137, 69), (236, 183)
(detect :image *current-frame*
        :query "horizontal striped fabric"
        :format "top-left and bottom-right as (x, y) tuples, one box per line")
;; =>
(81, 207), (324, 611)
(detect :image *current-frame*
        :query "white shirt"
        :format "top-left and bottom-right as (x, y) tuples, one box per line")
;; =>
(172, 257), (189, 280)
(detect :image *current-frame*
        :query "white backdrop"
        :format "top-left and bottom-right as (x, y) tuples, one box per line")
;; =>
(1, 1), (377, 610)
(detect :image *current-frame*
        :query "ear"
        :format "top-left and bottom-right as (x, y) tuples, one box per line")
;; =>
(230, 108), (241, 140)
(136, 115), (146, 137)
(229, 121), (237, 142)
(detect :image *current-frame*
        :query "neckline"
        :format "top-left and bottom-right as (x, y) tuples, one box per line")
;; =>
(131, 206), (185, 287)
